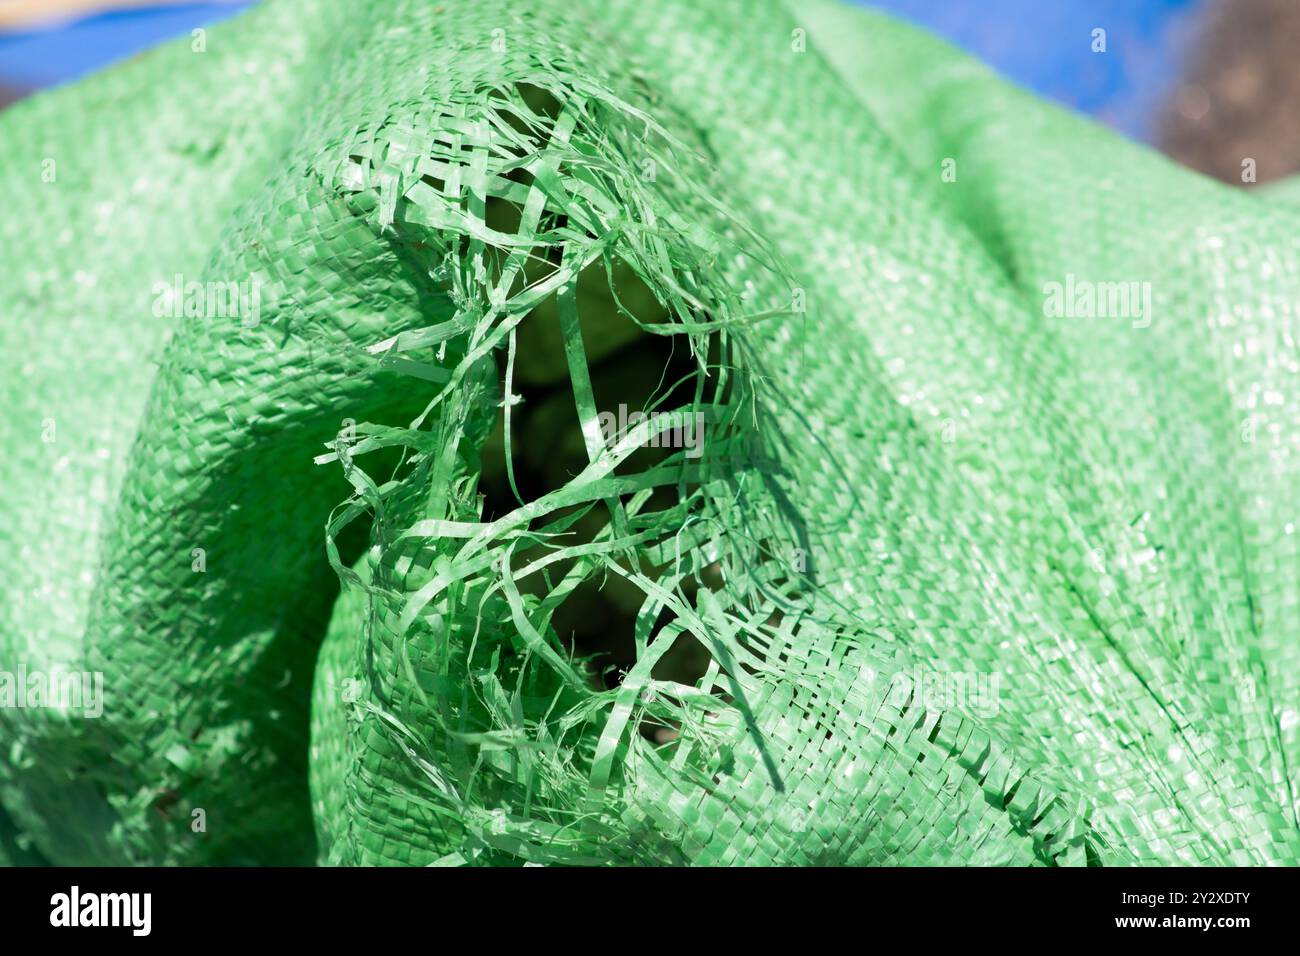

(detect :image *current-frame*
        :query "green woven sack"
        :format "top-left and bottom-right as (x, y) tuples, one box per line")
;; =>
(2, 0), (1298, 866)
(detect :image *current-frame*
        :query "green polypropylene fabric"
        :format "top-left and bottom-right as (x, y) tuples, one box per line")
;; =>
(2, 0), (1299, 866)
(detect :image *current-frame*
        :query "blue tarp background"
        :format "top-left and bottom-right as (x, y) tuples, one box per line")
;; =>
(0, 0), (1204, 140)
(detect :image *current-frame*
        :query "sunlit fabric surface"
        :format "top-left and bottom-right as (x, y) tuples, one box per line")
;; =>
(1, 0), (1298, 865)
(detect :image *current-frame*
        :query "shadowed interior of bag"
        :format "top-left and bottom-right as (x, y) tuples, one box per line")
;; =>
(475, 255), (720, 737)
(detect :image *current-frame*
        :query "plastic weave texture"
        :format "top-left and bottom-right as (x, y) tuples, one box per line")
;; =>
(2, 0), (1299, 866)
